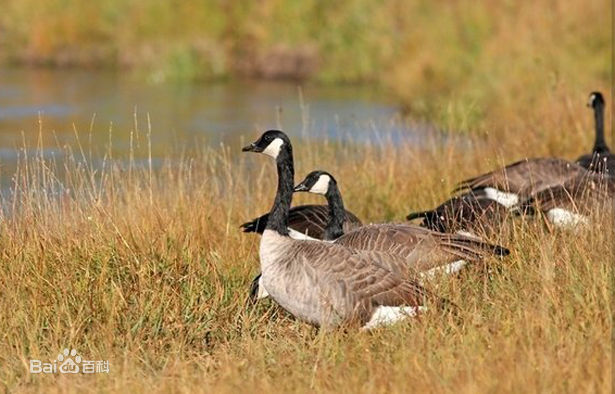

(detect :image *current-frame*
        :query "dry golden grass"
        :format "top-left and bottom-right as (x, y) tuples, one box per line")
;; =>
(0, 93), (612, 392)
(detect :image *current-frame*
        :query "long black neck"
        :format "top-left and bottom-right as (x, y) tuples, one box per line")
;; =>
(266, 146), (294, 235)
(593, 100), (609, 153)
(323, 184), (347, 240)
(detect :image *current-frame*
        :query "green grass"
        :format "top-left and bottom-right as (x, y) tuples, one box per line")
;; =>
(0, 100), (612, 391)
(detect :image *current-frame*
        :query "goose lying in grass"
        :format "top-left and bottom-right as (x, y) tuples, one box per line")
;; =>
(293, 170), (509, 274)
(454, 158), (588, 208)
(576, 92), (614, 174)
(242, 130), (451, 329)
(519, 172), (615, 228)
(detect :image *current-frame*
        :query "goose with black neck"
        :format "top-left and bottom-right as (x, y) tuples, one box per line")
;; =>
(242, 130), (449, 329)
(576, 91), (615, 174)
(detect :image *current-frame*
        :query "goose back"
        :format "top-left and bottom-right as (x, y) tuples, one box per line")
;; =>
(333, 223), (509, 274)
(455, 158), (588, 201)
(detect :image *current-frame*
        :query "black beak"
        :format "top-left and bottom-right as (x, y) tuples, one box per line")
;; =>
(242, 143), (257, 152)
(294, 183), (309, 192)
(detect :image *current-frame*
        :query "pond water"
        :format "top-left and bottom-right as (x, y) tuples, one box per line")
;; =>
(0, 67), (436, 194)
(0, 68), (414, 155)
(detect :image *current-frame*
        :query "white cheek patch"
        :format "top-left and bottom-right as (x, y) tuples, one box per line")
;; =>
(262, 138), (284, 159)
(361, 306), (427, 330)
(546, 208), (589, 228)
(483, 187), (519, 208)
(309, 175), (331, 195)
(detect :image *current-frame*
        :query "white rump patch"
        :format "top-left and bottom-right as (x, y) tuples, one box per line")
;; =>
(309, 174), (331, 195)
(257, 275), (269, 299)
(546, 208), (589, 228)
(288, 228), (320, 241)
(420, 259), (468, 280)
(483, 187), (519, 208)
(362, 306), (427, 330)
(262, 137), (284, 159)
(288, 228), (335, 243)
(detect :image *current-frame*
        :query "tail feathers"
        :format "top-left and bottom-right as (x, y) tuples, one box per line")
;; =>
(240, 215), (268, 234)
(240, 221), (254, 232)
(240, 220), (258, 233)
(406, 210), (432, 221)
(491, 244), (510, 257)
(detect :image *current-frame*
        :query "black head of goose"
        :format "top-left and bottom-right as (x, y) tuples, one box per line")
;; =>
(294, 170), (510, 278)
(242, 130), (450, 329)
(292, 170), (347, 240)
(576, 91), (614, 174)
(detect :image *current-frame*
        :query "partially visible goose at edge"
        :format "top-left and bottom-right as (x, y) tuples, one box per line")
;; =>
(293, 170), (510, 276)
(576, 92), (615, 174)
(519, 172), (615, 229)
(242, 130), (451, 329)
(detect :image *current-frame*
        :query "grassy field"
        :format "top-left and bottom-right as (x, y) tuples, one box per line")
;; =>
(0, 0), (609, 128)
(0, 90), (612, 392)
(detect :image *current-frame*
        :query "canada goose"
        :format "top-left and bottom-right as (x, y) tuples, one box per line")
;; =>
(576, 92), (614, 174)
(406, 192), (510, 236)
(240, 205), (362, 240)
(242, 178), (362, 302)
(519, 172), (614, 228)
(294, 170), (510, 277)
(454, 157), (589, 209)
(242, 130), (449, 329)
(404, 158), (588, 237)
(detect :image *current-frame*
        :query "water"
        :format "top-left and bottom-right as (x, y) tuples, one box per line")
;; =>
(0, 67), (409, 158)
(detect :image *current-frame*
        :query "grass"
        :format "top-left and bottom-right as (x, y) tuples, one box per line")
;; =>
(0, 91), (612, 392)
(0, 0), (610, 128)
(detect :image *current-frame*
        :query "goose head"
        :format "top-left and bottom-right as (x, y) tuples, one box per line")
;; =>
(587, 91), (604, 109)
(294, 170), (336, 195)
(242, 129), (291, 160)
